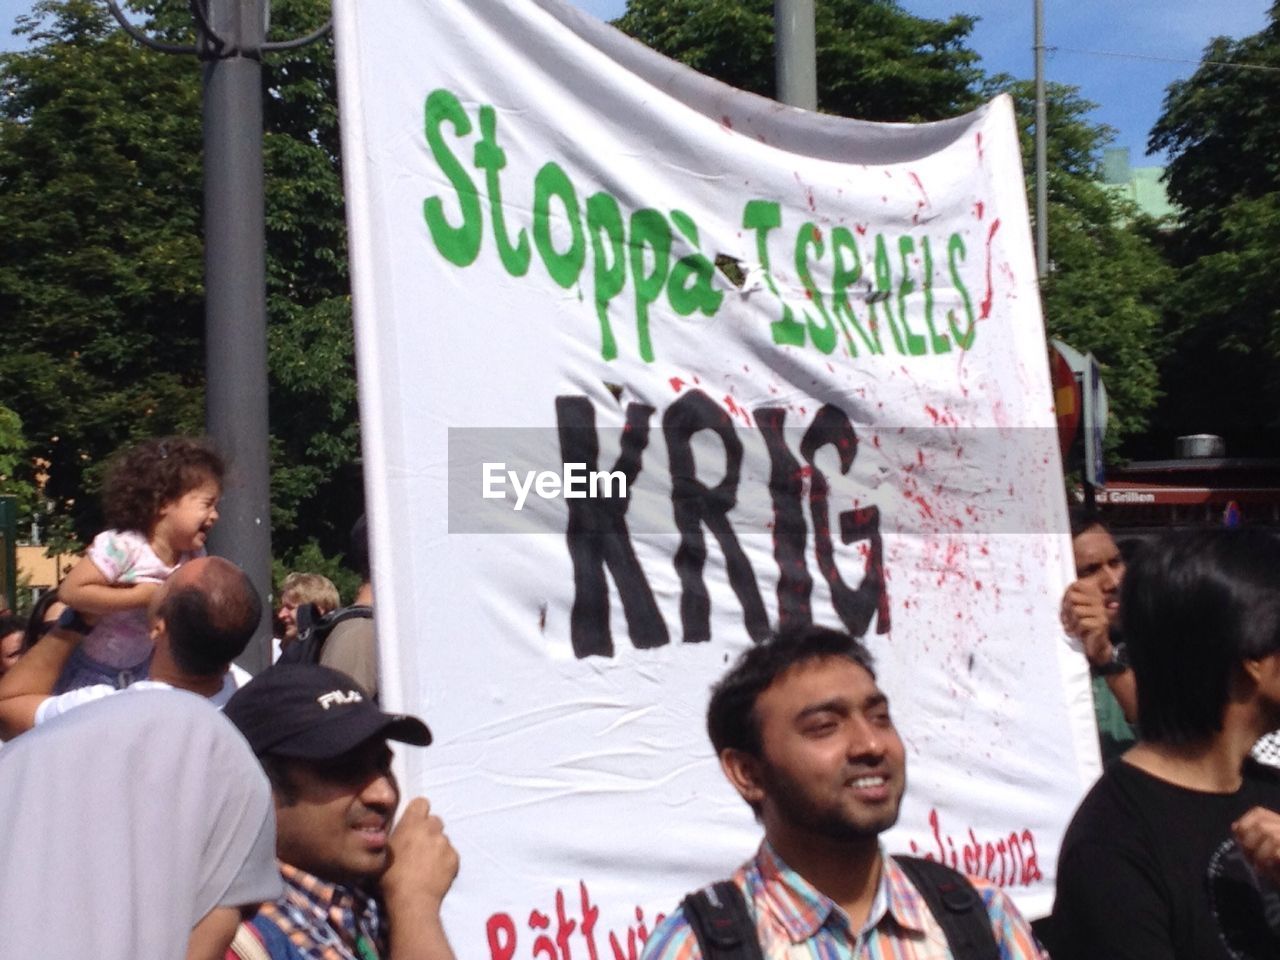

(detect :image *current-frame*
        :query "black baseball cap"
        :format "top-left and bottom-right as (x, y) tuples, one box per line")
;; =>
(224, 663), (432, 759)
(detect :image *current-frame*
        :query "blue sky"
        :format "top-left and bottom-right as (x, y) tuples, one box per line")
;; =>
(0, 0), (1271, 162)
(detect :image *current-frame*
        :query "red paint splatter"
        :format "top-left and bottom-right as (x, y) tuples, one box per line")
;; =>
(974, 201), (985, 219)
(723, 395), (752, 427)
(720, 114), (733, 129)
(812, 225), (823, 243)
(974, 580), (983, 591)
(855, 224), (867, 236)
(980, 219), (1002, 319)
(794, 172), (817, 212)
(907, 494), (935, 520)
(908, 171), (930, 208)
(976, 131), (984, 162)
(669, 377), (686, 392)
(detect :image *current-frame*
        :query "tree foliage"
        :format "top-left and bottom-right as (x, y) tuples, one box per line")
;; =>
(614, 0), (985, 120)
(1003, 80), (1170, 449)
(0, 404), (38, 519)
(0, 0), (362, 567)
(1145, 4), (1280, 455)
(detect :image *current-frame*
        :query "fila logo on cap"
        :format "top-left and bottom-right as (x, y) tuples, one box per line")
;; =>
(317, 689), (364, 710)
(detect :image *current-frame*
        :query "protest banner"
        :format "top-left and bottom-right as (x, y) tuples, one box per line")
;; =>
(334, 0), (1099, 951)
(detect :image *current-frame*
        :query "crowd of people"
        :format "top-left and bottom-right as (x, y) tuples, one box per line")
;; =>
(2, 433), (1279, 959)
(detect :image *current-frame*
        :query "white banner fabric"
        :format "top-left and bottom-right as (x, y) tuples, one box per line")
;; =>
(334, 0), (1100, 953)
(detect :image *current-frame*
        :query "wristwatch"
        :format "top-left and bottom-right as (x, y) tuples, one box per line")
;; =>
(55, 606), (93, 636)
(1090, 642), (1130, 677)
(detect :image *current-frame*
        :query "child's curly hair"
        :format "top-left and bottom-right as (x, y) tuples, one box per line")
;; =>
(101, 436), (225, 535)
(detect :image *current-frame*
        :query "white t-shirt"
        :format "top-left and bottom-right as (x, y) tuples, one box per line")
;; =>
(34, 672), (241, 726)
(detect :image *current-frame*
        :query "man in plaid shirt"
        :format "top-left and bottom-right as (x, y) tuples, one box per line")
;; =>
(641, 627), (1045, 960)
(223, 664), (458, 960)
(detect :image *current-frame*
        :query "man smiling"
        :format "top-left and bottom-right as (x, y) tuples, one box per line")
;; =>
(642, 626), (1043, 960)
(223, 664), (459, 960)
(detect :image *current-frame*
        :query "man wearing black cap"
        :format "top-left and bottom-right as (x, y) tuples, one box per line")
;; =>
(223, 664), (458, 960)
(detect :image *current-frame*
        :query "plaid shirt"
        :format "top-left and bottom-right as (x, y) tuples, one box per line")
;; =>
(233, 862), (388, 960)
(640, 843), (1045, 960)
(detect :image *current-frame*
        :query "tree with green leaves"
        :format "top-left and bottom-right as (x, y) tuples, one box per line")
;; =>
(0, 404), (38, 520)
(0, 0), (362, 572)
(1004, 79), (1171, 451)
(1146, 3), (1280, 456)
(615, 0), (985, 121)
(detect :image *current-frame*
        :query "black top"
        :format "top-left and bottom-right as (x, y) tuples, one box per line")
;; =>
(1052, 758), (1280, 960)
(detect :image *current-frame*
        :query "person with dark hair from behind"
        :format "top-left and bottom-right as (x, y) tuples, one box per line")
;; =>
(1052, 528), (1280, 960)
(318, 514), (379, 696)
(1060, 507), (1138, 761)
(0, 555), (261, 738)
(642, 626), (1044, 959)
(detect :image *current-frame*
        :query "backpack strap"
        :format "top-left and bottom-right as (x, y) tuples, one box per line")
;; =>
(278, 604), (373, 666)
(681, 880), (764, 960)
(230, 914), (308, 960)
(228, 921), (274, 960)
(891, 856), (1000, 960)
(320, 605), (374, 631)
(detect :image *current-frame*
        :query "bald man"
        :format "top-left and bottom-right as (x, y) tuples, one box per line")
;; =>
(0, 556), (263, 739)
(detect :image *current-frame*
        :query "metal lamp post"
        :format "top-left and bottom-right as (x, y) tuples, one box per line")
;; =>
(1034, 0), (1049, 282)
(775, 0), (817, 111)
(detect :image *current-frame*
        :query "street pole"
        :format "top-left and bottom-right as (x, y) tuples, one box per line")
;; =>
(775, 0), (817, 110)
(1034, 0), (1049, 281)
(201, 0), (273, 671)
(102, 0), (331, 672)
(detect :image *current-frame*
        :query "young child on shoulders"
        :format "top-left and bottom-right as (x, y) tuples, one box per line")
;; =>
(55, 436), (224, 692)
